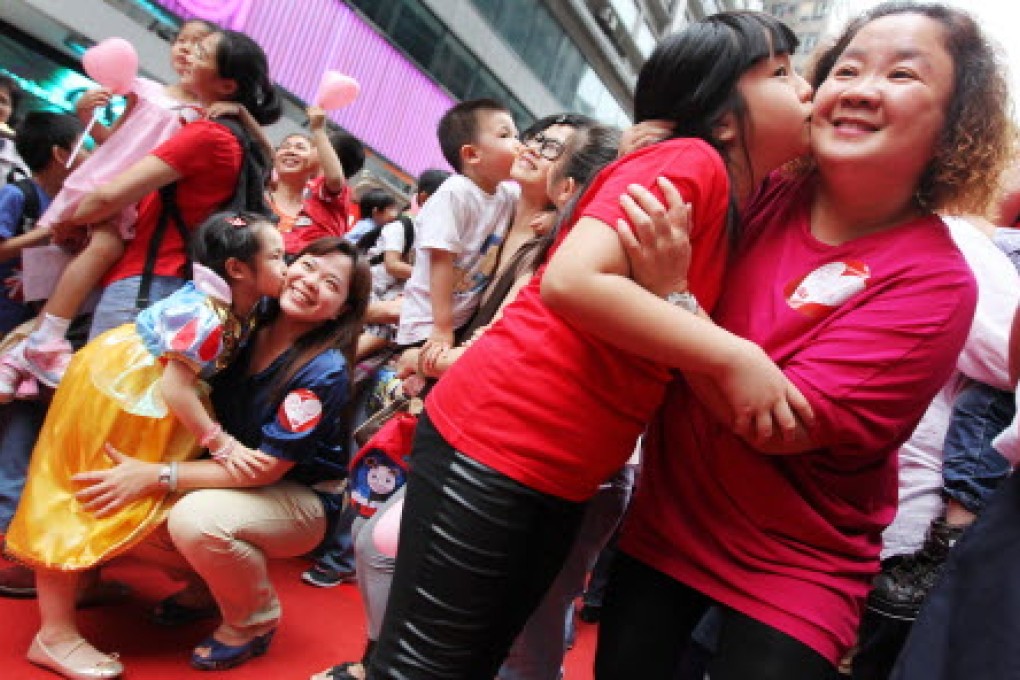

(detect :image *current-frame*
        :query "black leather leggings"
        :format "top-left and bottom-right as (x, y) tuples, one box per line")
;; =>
(367, 412), (587, 680)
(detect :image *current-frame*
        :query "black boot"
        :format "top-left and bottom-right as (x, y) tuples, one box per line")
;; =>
(867, 518), (965, 621)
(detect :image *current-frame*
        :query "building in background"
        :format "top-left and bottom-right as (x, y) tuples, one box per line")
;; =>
(760, 0), (854, 70)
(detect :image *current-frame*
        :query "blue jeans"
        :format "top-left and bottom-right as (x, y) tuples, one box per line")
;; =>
(942, 381), (1015, 514)
(311, 503), (356, 573)
(89, 274), (185, 340)
(0, 400), (45, 531)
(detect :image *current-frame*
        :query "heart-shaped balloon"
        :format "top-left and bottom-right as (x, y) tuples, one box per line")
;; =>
(315, 71), (360, 110)
(82, 38), (139, 95)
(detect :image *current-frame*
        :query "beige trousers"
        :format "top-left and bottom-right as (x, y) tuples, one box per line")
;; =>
(132, 481), (326, 632)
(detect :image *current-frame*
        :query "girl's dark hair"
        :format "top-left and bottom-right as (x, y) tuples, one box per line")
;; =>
(637, 11), (799, 240)
(637, 12), (798, 144)
(268, 238), (372, 405)
(213, 29), (282, 126)
(176, 18), (217, 39)
(810, 2), (1014, 214)
(359, 188), (398, 217)
(0, 75), (24, 127)
(190, 210), (275, 280)
(536, 121), (622, 265)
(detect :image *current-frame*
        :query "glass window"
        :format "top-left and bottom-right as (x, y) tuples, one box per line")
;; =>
(609, 0), (639, 30)
(635, 21), (656, 58)
(470, 0), (502, 24)
(430, 37), (480, 100)
(390, 2), (444, 71)
(547, 40), (585, 104)
(494, 0), (536, 52)
(348, 0), (399, 32)
(524, 5), (562, 82)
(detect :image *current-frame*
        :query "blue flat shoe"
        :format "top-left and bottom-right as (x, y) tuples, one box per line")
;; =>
(190, 629), (275, 671)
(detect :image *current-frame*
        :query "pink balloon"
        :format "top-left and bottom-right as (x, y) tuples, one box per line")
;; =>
(372, 496), (403, 559)
(82, 38), (139, 95)
(315, 71), (360, 110)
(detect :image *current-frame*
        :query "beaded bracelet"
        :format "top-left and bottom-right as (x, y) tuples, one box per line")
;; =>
(210, 436), (237, 463)
(199, 423), (223, 449)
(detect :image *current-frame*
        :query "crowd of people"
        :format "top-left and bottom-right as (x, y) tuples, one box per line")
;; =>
(0, 1), (1018, 679)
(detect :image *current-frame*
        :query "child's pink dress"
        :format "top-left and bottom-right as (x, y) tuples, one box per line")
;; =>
(38, 77), (203, 239)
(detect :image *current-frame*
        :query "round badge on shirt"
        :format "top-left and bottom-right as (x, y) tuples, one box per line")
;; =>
(278, 388), (323, 433)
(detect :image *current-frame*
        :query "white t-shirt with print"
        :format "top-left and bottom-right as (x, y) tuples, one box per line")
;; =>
(396, 174), (519, 345)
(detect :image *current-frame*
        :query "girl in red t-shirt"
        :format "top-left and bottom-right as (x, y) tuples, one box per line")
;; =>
(367, 12), (817, 679)
(604, 4), (1014, 679)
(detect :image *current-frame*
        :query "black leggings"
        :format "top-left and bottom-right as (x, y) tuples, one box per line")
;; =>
(596, 552), (841, 680)
(366, 412), (587, 679)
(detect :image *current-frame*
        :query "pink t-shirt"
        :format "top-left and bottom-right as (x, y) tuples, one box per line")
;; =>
(619, 174), (977, 664)
(426, 138), (731, 501)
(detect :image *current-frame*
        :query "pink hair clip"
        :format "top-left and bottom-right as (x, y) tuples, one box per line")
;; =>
(227, 215), (248, 228)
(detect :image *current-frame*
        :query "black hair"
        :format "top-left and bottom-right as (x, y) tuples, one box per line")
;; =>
(416, 168), (451, 200)
(436, 98), (510, 173)
(520, 113), (596, 142)
(267, 237), (372, 404)
(190, 210), (276, 280)
(213, 30), (282, 126)
(328, 130), (365, 178)
(359, 188), (397, 219)
(14, 111), (83, 173)
(636, 11), (799, 241)
(0, 75), (24, 127)
(176, 17), (217, 39)
(536, 121), (622, 265)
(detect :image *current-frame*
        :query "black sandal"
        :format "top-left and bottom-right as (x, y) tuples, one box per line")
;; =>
(323, 662), (365, 679)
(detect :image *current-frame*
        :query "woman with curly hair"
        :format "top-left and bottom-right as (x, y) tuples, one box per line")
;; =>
(598, 3), (1015, 679)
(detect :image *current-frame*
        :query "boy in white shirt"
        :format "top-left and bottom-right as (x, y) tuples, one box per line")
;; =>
(395, 99), (521, 370)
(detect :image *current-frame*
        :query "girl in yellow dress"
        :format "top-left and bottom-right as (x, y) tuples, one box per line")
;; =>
(4, 210), (286, 678)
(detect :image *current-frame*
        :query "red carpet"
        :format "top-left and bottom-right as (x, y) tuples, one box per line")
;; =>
(0, 554), (597, 679)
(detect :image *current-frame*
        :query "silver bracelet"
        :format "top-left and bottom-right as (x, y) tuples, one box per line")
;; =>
(169, 461), (179, 493)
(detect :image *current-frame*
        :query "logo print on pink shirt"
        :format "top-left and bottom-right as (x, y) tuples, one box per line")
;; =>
(278, 388), (323, 433)
(784, 261), (870, 317)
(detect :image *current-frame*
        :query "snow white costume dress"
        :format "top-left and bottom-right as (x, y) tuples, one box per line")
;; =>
(4, 265), (253, 570)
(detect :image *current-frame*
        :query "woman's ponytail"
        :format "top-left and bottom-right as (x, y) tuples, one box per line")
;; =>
(214, 29), (282, 126)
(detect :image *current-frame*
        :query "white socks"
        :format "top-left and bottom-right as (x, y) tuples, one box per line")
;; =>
(34, 313), (72, 342)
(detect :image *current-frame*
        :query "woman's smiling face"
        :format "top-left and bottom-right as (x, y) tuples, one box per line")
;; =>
(279, 251), (353, 323)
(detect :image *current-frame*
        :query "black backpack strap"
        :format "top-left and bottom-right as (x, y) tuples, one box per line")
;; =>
(398, 214), (415, 260)
(358, 224), (385, 265)
(212, 116), (271, 215)
(12, 178), (41, 234)
(136, 182), (189, 310)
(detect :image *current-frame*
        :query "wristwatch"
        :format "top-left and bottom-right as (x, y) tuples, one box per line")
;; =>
(665, 291), (699, 314)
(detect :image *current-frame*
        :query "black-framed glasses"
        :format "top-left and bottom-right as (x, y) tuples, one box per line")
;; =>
(522, 132), (567, 161)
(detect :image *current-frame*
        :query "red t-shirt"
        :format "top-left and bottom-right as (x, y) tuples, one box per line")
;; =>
(426, 138), (730, 501)
(619, 174), (977, 664)
(280, 176), (352, 255)
(103, 120), (243, 285)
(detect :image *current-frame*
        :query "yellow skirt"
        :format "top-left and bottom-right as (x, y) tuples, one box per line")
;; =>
(4, 325), (209, 571)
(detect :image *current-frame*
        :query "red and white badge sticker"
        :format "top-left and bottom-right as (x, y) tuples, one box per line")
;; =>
(278, 388), (323, 433)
